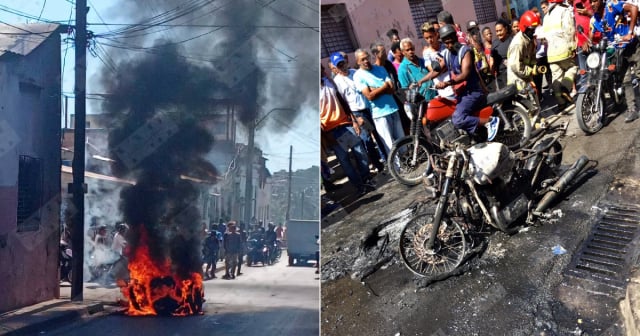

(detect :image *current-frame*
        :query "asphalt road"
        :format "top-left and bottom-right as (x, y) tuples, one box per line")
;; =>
(48, 252), (319, 336)
(321, 107), (640, 336)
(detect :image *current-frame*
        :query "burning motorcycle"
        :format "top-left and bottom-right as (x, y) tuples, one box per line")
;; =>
(575, 26), (627, 134)
(388, 77), (532, 186)
(398, 125), (592, 280)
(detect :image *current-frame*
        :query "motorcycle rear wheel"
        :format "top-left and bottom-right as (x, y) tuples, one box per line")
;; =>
(494, 105), (531, 149)
(576, 89), (604, 135)
(387, 136), (432, 186)
(399, 212), (467, 278)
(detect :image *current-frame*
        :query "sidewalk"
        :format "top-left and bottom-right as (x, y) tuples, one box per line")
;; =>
(0, 282), (124, 336)
(0, 258), (233, 336)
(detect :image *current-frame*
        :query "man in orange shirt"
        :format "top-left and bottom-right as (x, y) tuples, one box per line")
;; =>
(321, 64), (375, 195)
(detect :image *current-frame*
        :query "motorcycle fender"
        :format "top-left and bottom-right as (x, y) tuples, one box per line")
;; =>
(577, 75), (592, 94)
(525, 137), (557, 171)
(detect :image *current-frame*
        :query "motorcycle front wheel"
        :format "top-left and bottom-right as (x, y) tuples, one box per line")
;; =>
(387, 136), (432, 186)
(494, 105), (531, 149)
(576, 88), (604, 135)
(399, 212), (467, 278)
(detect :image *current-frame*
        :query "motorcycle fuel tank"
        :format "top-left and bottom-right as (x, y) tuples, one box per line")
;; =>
(467, 142), (515, 185)
(425, 96), (456, 124)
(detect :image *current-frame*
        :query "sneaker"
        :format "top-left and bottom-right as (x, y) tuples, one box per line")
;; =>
(485, 116), (500, 141)
(625, 110), (639, 123)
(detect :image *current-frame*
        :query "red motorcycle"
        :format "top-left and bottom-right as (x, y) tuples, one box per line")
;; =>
(388, 84), (532, 186)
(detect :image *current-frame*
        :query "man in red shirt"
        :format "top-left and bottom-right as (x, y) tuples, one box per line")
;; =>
(574, 0), (593, 89)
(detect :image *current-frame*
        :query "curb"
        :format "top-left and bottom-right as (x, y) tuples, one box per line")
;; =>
(0, 301), (105, 336)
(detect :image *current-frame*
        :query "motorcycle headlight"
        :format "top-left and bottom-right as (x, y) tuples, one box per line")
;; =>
(586, 52), (600, 69)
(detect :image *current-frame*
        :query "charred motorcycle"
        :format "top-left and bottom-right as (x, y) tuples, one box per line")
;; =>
(388, 80), (532, 186)
(399, 126), (591, 279)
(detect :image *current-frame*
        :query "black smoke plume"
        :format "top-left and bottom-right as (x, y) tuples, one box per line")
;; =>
(103, 43), (220, 277)
(97, 0), (317, 276)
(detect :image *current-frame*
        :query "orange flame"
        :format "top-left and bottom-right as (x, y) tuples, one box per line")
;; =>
(122, 226), (204, 316)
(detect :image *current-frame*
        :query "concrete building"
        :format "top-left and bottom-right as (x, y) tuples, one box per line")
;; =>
(0, 23), (63, 313)
(320, 0), (540, 63)
(200, 103), (273, 227)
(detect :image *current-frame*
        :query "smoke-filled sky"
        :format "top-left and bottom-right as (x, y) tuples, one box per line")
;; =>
(1, 0), (319, 172)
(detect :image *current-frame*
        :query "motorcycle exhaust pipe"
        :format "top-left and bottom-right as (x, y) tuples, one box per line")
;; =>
(534, 155), (589, 214)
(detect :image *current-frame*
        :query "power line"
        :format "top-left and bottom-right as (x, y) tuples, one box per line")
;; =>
(91, 23), (318, 30)
(36, 0), (47, 21)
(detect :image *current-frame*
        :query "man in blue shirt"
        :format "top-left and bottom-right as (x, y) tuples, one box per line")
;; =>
(353, 49), (405, 155)
(590, 0), (639, 122)
(397, 37), (437, 102)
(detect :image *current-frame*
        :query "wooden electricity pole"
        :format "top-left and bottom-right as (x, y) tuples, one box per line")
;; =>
(285, 145), (292, 221)
(71, 0), (87, 301)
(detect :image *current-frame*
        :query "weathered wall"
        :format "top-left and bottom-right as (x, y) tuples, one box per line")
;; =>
(320, 0), (507, 66)
(0, 33), (61, 313)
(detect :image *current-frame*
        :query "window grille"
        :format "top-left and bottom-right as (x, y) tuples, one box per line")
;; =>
(473, 0), (498, 24)
(321, 4), (358, 58)
(408, 0), (444, 37)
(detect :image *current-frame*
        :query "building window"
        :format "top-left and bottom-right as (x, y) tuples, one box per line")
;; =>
(408, 0), (444, 37)
(321, 4), (358, 58)
(17, 155), (43, 232)
(473, 0), (498, 24)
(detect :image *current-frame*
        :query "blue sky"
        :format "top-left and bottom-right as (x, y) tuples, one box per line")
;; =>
(0, 0), (319, 173)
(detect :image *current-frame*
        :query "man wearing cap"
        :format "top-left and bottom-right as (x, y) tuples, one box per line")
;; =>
(331, 52), (386, 172)
(321, 63), (375, 196)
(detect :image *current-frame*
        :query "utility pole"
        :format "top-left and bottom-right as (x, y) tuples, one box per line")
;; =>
(300, 188), (304, 219)
(71, 0), (87, 301)
(244, 118), (255, 226)
(285, 145), (292, 221)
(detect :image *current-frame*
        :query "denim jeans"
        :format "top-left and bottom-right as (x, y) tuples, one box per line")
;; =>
(352, 109), (384, 169)
(330, 125), (370, 189)
(577, 48), (588, 90)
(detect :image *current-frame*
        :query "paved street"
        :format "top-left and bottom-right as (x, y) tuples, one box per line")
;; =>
(321, 106), (640, 335)
(46, 252), (319, 336)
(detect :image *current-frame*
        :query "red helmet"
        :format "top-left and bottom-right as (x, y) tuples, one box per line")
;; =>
(519, 10), (541, 32)
(548, 0), (564, 3)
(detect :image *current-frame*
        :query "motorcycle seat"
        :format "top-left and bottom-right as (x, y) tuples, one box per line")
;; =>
(486, 84), (517, 105)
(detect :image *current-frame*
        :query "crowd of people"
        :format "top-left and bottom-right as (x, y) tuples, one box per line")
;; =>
(320, 0), (640, 209)
(201, 221), (285, 280)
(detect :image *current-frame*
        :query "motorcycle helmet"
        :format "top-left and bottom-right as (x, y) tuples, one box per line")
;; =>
(518, 10), (541, 34)
(438, 24), (457, 42)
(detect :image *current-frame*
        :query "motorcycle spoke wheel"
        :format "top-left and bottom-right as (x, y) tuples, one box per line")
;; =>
(388, 138), (432, 186)
(576, 89), (603, 134)
(495, 107), (531, 149)
(399, 213), (467, 278)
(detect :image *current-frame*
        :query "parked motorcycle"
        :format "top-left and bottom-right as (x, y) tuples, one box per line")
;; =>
(387, 80), (532, 186)
(398, 126), (591, 280)
(575, 26), (627, 134)
(59, 241), (73, 283)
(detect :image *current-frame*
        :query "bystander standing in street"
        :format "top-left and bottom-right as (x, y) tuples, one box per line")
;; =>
(223, 221), (242, 280)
